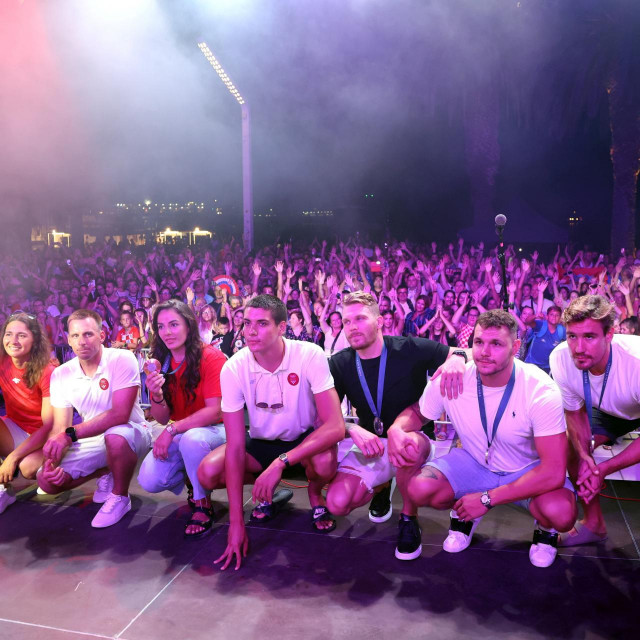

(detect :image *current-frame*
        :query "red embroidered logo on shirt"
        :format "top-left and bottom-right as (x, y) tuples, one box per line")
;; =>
(99, 378), (109, 390)
(287, 373), (299, 386)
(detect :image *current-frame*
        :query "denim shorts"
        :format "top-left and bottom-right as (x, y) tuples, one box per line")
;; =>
(591, 408), (640, 444)
(425, 448), (574, 510)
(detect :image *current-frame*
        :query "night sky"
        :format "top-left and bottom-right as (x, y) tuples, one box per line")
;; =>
(1, 0), (636, 245)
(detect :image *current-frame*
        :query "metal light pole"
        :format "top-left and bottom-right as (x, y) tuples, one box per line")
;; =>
(197, 42), (253, 251)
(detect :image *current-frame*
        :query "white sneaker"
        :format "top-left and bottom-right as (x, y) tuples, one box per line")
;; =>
(0, 486), (17, 514)
(91, 492), (131, 528)
(443, 511), (482, 553)
(93, 472), (114, 504)
(529, 528), (559, 568)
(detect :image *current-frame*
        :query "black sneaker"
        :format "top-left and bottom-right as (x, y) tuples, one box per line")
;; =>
(369, 478), (396, 523)
(395, 513), (422, 560)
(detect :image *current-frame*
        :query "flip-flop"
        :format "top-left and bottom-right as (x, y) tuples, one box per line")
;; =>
(250, 488), (294, 522)
(558, 521), (607, 547)
(311, 505), (337, 533)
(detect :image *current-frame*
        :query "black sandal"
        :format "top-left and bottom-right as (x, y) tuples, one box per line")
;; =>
(185, 479), (196, 511)
(311, 505), (337, 533)
(249, 488), (294, 522)
(184, 505), (214, 539)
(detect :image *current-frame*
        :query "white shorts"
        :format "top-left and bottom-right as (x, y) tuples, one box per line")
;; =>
(58, 422), (152, 480)
(337, 432), (435, 492)
(1, 417), (30, 449)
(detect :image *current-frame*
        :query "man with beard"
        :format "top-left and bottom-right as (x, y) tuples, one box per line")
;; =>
(325, 292), (469, 550)
(388, 310), (575, 567)
(549, 295), (640, 546)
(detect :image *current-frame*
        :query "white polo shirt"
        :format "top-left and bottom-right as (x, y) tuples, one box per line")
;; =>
(549, 335), (640, 420)
(50, 347), (146, 428)
(419, 359), (566, 473)
(220, 338), (335, 441)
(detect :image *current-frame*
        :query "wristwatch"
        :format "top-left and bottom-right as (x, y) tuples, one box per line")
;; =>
(65, 427), (78, 443)
(452, 349), (468, 363)
(278, 452), (290, 468)
(480, 490), (492, 509)
(166, 424), (177, 437)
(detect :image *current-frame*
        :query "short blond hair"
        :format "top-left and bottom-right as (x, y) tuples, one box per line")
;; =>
(342, 291), (380, 316)
(562, 295), (616, 334)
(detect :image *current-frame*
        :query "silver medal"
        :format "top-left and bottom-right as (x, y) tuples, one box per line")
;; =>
(373, 417), (384, 436)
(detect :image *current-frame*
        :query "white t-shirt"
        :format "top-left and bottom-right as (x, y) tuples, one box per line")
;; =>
(520, 296), (553, 315)
(419, 359), (566, 472)
(323, 329), (350, 357)
(549, 335), (640, 420)
(50, 347), (146, 429)
(221, 338), (334, 441)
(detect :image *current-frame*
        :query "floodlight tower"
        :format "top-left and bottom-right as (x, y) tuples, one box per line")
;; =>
(197, 42), (253, 250)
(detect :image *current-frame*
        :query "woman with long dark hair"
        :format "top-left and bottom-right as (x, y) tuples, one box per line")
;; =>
(137, 300), (227, 537)
(0, 312), (57, 514)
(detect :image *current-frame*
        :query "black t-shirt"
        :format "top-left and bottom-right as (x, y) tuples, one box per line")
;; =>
(329, 335), (450, 436)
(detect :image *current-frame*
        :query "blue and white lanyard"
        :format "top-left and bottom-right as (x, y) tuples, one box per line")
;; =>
(355, 343), (387, 436)
(582, 348), (613, 431)
(477, 365), (516, 464)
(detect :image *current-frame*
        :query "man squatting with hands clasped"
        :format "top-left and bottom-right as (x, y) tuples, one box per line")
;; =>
(549, 295), (640, 546)
(37, 309), (151, 528)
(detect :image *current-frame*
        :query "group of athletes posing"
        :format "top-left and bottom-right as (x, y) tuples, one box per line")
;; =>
(0, 293), (638, 571)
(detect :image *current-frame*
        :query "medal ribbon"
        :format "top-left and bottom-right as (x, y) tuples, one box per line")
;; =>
(477, 364), (516, 464)
(355, 342), (387, 434)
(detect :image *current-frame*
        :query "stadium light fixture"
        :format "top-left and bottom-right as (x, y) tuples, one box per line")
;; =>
(197, 41), (253, 250)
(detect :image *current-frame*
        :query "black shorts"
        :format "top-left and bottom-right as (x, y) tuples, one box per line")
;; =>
(245, 427), (314, 471)
(591, 408), (640, 444)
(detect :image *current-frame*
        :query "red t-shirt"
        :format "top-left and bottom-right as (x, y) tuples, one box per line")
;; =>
(115, 326), (140, 347)
(0, 358), (57, 434)
(167, 346), (226, 421)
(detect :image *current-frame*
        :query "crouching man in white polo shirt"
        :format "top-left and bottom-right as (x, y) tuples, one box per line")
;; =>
(37, 309), (151, 528)
(198, 295), (344, 570)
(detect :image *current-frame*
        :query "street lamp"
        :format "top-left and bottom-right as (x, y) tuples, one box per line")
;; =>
(197, 42), (253, 251)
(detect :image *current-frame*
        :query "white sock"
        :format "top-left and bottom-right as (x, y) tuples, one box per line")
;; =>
(536, 521), (558, 535)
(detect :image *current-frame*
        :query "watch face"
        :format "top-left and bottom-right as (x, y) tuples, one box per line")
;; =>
(481, 493), (490, 507)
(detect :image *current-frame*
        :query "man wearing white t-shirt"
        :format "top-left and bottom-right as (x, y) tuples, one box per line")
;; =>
(549, 295), (640, 546)
(387, 310), (576, 568)
(198, 295), (343, 571)
(37, 309), (151, 528)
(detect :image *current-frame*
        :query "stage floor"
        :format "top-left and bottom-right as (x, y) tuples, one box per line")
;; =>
(1, 451), (638, 640)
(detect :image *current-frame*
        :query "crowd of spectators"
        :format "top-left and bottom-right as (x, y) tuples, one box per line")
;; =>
(1, 235), (639, 367)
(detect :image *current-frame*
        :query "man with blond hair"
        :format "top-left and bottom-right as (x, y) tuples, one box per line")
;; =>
(325, 291), (470, 553)
(549, 295), (640, 546)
